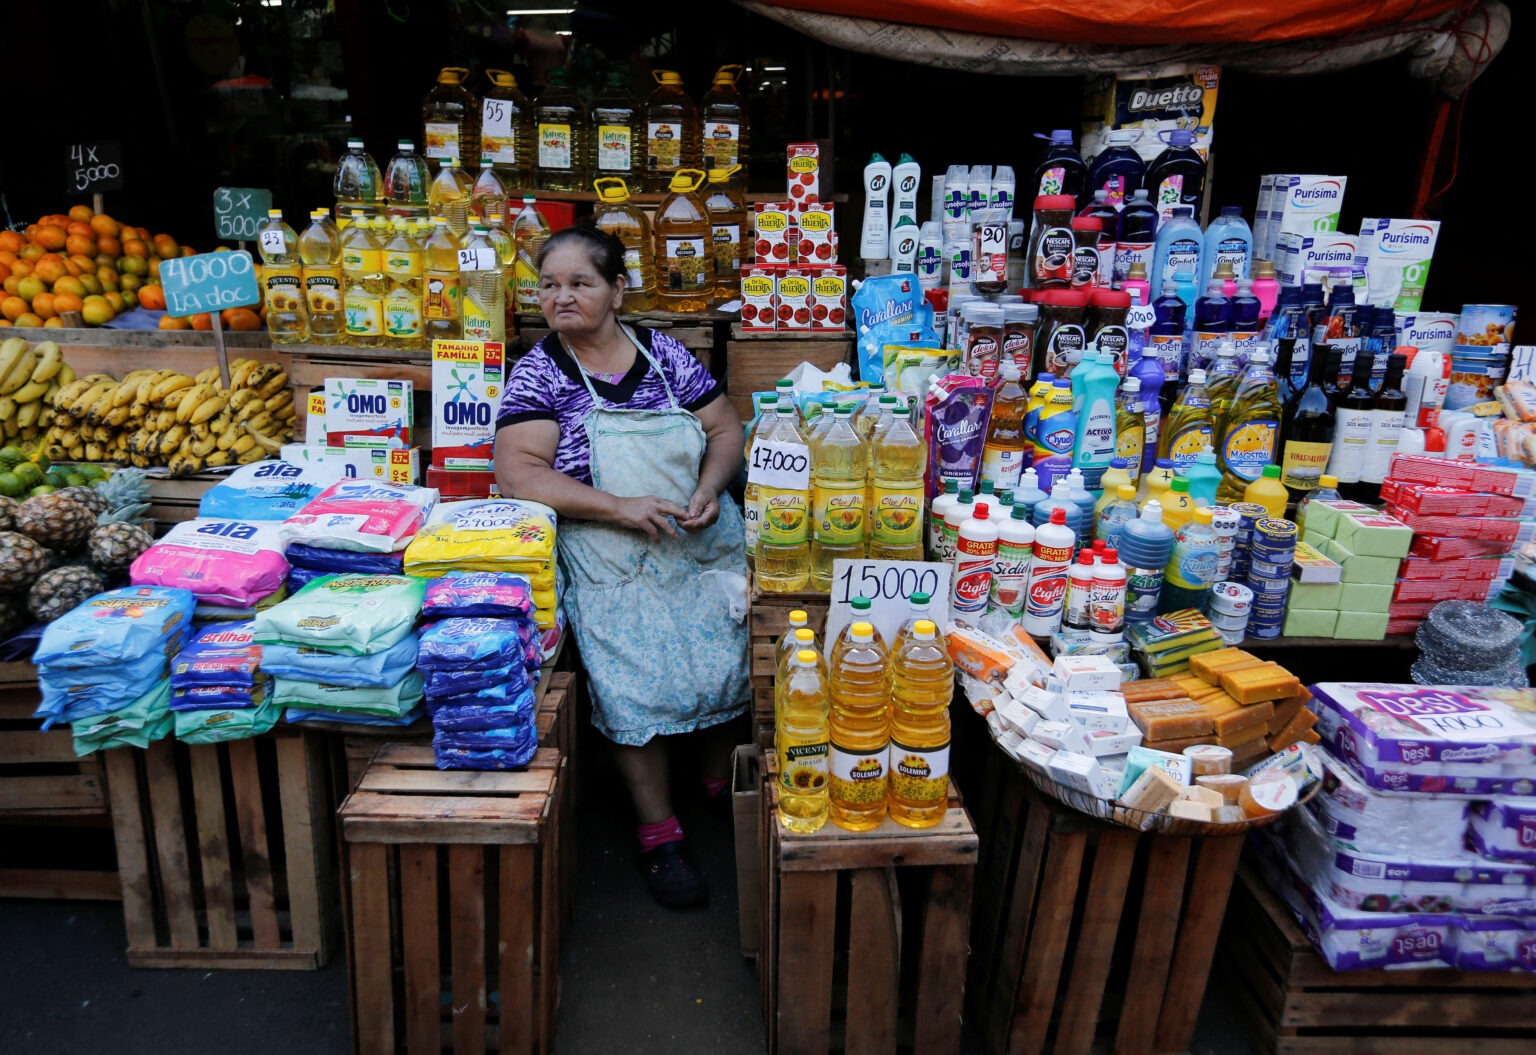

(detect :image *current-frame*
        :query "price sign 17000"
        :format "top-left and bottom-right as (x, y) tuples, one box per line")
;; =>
(747, 440), (810, 491)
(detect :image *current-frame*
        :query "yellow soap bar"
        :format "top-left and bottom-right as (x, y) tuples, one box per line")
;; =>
(1210, 699), (1274, 738)
(1189, 648), (1263, 684)
(1268, 707), (1319, 752)
(1168, 798), (1213, 822)
(1118, 765), (1183, 813)
(1221, 662), (1303, 705)
(1229, 737), (1272, 767)
(1217, 722), (1271, 749)
(1122, 678), (1186, 704)
(1129, 698), (1214, 740)
(1177, 783), (1226, 809)
(1267, 692), (1308, 734)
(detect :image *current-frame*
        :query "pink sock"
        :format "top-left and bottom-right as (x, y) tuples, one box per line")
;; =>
(702, 776), (729, 799)
(637, 815), (684, 852)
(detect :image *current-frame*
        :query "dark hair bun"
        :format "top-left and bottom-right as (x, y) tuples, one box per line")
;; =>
(536, 225), (627, 287)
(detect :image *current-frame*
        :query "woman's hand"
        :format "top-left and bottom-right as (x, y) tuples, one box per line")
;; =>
(678, 484), (720, 533)
(612, 495), (689, 541)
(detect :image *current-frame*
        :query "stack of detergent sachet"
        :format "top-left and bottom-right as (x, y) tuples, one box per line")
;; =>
(417, 571), (544, 770)
(168, 620), (280, 743)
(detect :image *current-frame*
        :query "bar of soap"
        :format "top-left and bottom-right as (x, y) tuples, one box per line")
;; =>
(1017, 685), (1071, 723)
(1067, 690), (1130, 733)
(1034, 719), (1093, 755)
(1220, 662), (1303, 704)
(1189, 647), (1262, 684)
(1289, 581), (1342, 610)
(1303, 500), (1375, 540)
(1016, 738), (1057, 774)
(1196, 774), (1249, 803)
(1213, 805), (1248, 823)
(1121, 678), (1185, 704)
(1089, 728), (1143, 757)
(1052, 654), (1122, 692)
(1205, 697), (1274, 737)
(1140, 732), (1217, 753)
(1267, 707), (1319, 752)
(1338, 582), (1393, 614)
(1117, 764), (1183, 811)
(1178, 783), (1226, 809)
(1125, 745), (1193, 786)
(1334, 511), (1414, 559)
(1335, 610), (1390, 641)
(1168, 798), (1213, 822)
(1048, 750), (1120, 800)
(1291, 542), (1343, 584)
(1129, 698), (1214, 740)
(1182, 744), (1232, 776)
(1322, 538), (1400, 585)
(947, 626), (1016, 683)
(1266, 693), (1308, 734)
(1216, 721), (1270, 749)
(1229, 737), (1272, 767)
(994, 696), (1040, 738)
(1282, 608), (1338, 638)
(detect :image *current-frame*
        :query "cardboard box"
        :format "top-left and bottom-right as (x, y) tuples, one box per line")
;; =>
(309, 377), (412, 445)
(1263, 175), (1347, 259)
(425, 467), (499, 498)
(280, 443), (420, 485)
(1409, 534), (1513, 560)
(1291, 541), (1342, 584)
(1352, 217), (1440, 312)
(1377, 481), (1533, 518)
(740, 264), (777, 331)
(1397, 555), (1515, 582)
(1387, 453), (1536, 496)
(430, 339), (505, 471)
(1385, 511), (1535, 544)
(1080, 64), (1220, 166)
(795, 204), (837, 264)
(808, 265), (847, 331)
(786, 143), (821, 206)
(753, 201), (795, 264)
(775, 267), (814, 330)
(1274, 230), (1356, 289)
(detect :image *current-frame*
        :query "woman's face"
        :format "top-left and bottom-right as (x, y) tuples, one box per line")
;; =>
(538, 243), (624, 337)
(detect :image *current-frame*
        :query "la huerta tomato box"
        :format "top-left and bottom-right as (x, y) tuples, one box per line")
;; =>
(431, 339), (505, 471)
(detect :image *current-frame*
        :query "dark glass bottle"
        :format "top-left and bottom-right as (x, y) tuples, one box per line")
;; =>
(1327, 353), (1376, 493)
(1279, 337), (1337, 501)
(1354, 352), (1408, 503)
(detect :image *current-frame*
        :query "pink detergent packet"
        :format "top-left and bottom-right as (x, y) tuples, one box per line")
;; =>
(281, 481), (439, 553)
(422, 571), (535, 620)
(926, 375), (993, 498)
(130, 520), (289, 607)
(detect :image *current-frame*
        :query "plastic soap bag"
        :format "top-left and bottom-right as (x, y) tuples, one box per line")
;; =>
(282, 480), (438, 553)
(254, 574), (425, 655)
(130, 518), (290, 607)
(198, 459), (345, 521)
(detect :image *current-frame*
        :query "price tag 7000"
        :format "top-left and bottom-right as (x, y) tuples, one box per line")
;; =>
(747, 440), (810, 491)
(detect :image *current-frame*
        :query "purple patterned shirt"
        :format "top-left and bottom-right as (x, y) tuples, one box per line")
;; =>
(496, 327), (721, 486)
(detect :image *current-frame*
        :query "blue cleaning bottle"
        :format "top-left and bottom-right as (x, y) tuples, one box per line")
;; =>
(1128, 344), (1166, 474)
(1184, 445), (1222, 506)
(1033, 129), (1087, 202)
(1152, 206), (1203, 293)
(1032, 480), (1083, 546)
(1113, 189), (1159, 288)
(1143, 128), (1207, 223)
(1118, 500), (1177, 622)
(1189, 280), (1232, 374)
(1368, 306), (1396, 390)
(1201, 205), (1254, 290)
(1087, 129), (1147, 209)
(1173, 269), (1199, 314)
(1267, 284), (1312, 390)
(1014, 465), (1049, 520)
(1032, 377), (1078, 490)
(1299, 282), (1327, 337)
(1063, 470), (1096, 549)
(1230, 278), (1262, 363)
(1070, 351), (1121, 493)
(1148, 281), (1189, 403)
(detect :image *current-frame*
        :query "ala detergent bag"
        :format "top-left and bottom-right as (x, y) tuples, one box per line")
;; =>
(198, 460), (344, 522)
(282, 481), (438, 553)
(131, 519), (290, 608)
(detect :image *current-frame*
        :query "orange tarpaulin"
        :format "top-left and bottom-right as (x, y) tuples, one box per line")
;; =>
(754, 0), (1476, 46)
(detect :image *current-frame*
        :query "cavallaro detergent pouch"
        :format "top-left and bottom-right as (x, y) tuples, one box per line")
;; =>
(130, 519), (290, 608)
(282, 480), (439, 553)
(173, 698), (282, 744)
(418, 617), (529, 671)
(270, 670), (425, 717)
(422, 571), (536, 620)
(197, 460), (345, 521)
(259, 631), (421, 688)
(254, 573), (426, 655)
(853, 273), (922, 383)
(926, 378), (994, 498)
(170, 621), (261, 690)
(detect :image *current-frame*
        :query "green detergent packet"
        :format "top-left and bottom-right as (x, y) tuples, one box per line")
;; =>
(173, 700), (283, 744)
(72, 681), (172, 756)
(269, 670), (425, 717)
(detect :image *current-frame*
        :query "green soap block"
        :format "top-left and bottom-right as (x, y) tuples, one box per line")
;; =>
(1302, 527), (1332, 549)
(1283, 608), (1338, 637)
(1302, 500), (1371, 540)
(1335, 610), (1390, 640)
(1289, 581), (1342, 609)
(1321, 538), (1352, 564)
(1338, 582), (1393, 614)
(1334, 512), (1414, 559)
(1342, 554), (1399, 586)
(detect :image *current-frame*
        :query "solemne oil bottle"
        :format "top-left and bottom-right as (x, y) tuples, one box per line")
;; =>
(653, 169), (713, 312)
(828, 620), (890, 831)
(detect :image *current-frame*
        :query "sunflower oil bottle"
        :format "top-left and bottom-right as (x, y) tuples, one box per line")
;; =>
(383, 140), (431, 221)
(258, 210), (308, 343)
(653, 169), (713, 312)
(429, 159), (474, 241)
(743, 393), (780, 568)
(829, 621), (891, 831)
(700, 65), (748, 183)
(534, 68), (589, 192)
(1216, 344), (1281, 504)
(423, 216), (462, 342)
(299, 210), (344, 345)
(382, 218), (425, 350)
(868, 396), (926, 561)
(704, 165), (746, 302)
(485, 211), (517, 334)
(333, 139), (383, 224)
(591, 71), (644, 195)
(810, 404), (870, 591)
(480, 70), (534, 188)
(461, 225), (505, 344)
(888, 619), (954, 829)
(341, 213), (385, 347)
(756, 401), (812, 592)
(644, 71), (702, 192)
(775, 610), (810, 673)
(422, 67), (480, 167)
(777, 648), (831, 834)
(512, 197), (551, 316)
(470, 157), (508, 226)
(593, 179), (656, 312)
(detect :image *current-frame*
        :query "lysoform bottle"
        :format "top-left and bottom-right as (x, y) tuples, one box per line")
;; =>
(756, 403), (812, 592)
(1158, 368), (1213, 474)
(1216, 345), (1281, 504)
(777, 649), (831, 834)
(382, 218), (425, 350)
(590, 71), (644, 194)
(423, 217), (463, 342)
(341, 213), (385, 347)
(829, 621), (891, 831)
(704, 165), (746, 302)
(887, 620), (954, 829)
(480, 70), (534, 188)
(512, 197), (550, 316)
(422, 67), (479, 167)
(653, 169), (713, 312)
(460, 225), (505, 343)
(299, 210), (344, 345)
(810, 405), (869, 591)
(258, 210), (308, 344)
(868, 397), (926, 562)
(644, 70), (702, 193)
(534, 68), (590, 192)
(593, 179), (656, 313)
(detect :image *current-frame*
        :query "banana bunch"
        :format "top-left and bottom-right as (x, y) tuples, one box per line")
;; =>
(43, 357), (294, 473)
(0, 338), (71, 451)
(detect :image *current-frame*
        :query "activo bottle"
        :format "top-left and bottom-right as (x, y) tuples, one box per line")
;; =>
(299, 210), (344, 345)
(1071, 350), (1120, 492)
(887, 620), (954, 829)
(257, 210), (308, 344)
(829, 620), (890, 832)
(777, 648), (831, 834)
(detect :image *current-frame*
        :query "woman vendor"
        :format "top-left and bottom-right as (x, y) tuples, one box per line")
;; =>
(495, 227), (750, 908)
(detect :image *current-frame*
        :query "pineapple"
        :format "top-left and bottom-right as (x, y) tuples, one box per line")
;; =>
(93, 469), (152, 526)
(0, 532), (47, 592)
(0, 496), (17, 533)
(14, 494), (96, 552)
(56, 486), (108, 516)
(28, 565), (106, 622)
(88, 522), (154, 577)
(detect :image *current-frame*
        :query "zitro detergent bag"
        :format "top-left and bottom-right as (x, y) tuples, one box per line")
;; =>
(282, 480), (439, 553)
(424, 661), (530, 700)
(254, 574), (425, 655)
(259, 631), (420, 688)
(70, 679), (172, 756)
(131, 520), (290, 608)
(422, 571), (536, 620)
(198, 459), (345, 522)
(174, 699), (283, 744)
(417, 617), (531, 671)
(270, 670), (425, 717)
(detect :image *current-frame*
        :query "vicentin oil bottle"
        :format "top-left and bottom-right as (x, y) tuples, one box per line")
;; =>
(776, 625), (827, 716)
(1216, 344), (1281, 503)
(887, 620), (954, 829)
(829, 620), (890, 831)
(810, 405), (869, 591)
(460, 224), (505, 343)
(777, 648), (831, 834)
(422, 67), (480, 168)
(756, 402), (812, 592)
(591, 71), (644, 195)
(704, 166), (746, 302)
(644, 71), (701, 193)
(423, 216), (463, 342)
(534, 68), (590, 192)
(480, 70), (534, 188)
(341, 213), (385, 347)
(868, 396), (926, 562)
(258, 210), (308, 344)
(700, 65), (748, 181)
(593, 179), (656, 313)
(382, 218), (425, 350)
(299, 210), (343, 345)
(653, 170), (713, 312)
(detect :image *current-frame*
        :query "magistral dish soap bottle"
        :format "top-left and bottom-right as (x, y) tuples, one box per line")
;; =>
(1216, 344), (1281, 504)
(1158, 367), (1213, 475)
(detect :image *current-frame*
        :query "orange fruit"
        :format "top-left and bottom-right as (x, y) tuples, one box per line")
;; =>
(16, 276), (45, 302)
(103, 291), (125, 312)
(67, 221), (93, 238)
(96, 266), (118, 289)
(81, 298), (114, 326)
(69, 253), (95, 273)
(19, 244), (43, 263)
(223, 307), (262, 331)
(42, 316), (64, 328)
(14, 313), (41, 328)
(122, 238), (149, 259)
(137, 284), (166, 310)
(31, 292), (55, 319)
(158, 315), (190, 330)
(10, 260), (32, 279)
(51, 293), (84, 315)
(119, 273), (141, 294)
(0, 320), (11, 328)
(148, 257), (161, 280)
(0, 232), (22, 254)
(68, 204), (94, 223)
(89, 214), (119, 239)
(33, 225), (67, 251)
(118, 255), (148, 277)
(0, 296), (26, 321)
(97, 235), (120, 257)
(153, 235), (178, 258)
(65, 234), (95, 257)
(0, 251), (14, 267)
(190, 312), (213, 330)
(51, 275), (85, 298)
(0, 264), (9, 285)
(77, 275), (101, 295)
(63, 261), (83, 277)
(2, 278), (18, 296)
(33, 257), (64, 284)
(181, 246), (196, 257)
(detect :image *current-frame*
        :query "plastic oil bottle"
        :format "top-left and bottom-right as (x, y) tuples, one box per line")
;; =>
(742, 393), (779, 568)
(341, 213), (385, 347)
(484, 211), (517, 334)
(704, 165), (746, 302)
(653, 169), (713, 312)
(887, 619), (954, 829)
(810, 404), (869, 591)
(868, 395), (926, 561)
(423, 67), (480, 168)
(700, 65), (748, 181)
(593, 179), (656, 313)
(776, 624), (826, 714)
(512, 197), (550, 317)
(756, 401), (812, 592)
(775, 610), (810, 671)
(382, 218), (425, 350)
(470, 157), (508, 226)
(1216, 344), (1281, 504)
(299, 210), (344, 345)
(429, 158), (474, 240)
(383, 140), (431, 221)
(423, 216), (462, 342)
(460, 224), (505, 343)
(828, 621), (891, 831)
(1158, 367), (1213, 474)
(777, 648), (831, 834)
(534, 68), (590, 192)
(258, 210), (308, 344)
(480, 70), (534, 188)
(644, 71), (702, 193)
(591, 71), (644, 195)
(333, 139), (383, 224)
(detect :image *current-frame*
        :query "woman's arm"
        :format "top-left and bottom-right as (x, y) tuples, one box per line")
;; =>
(494, 420), (689, 541)
(678, 396), (745, 532)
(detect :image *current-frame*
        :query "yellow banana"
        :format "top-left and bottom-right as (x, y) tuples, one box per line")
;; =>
(159, 425), (188, 455)
(191, 394), (228, 426)
(28, 341), (62, 384)
(52, 379), (90, 409)
(205, 449), (232, 468)
(112, 372), (153, 408)
(195, 367), (221, 386)
(0, 350), (37, 396)
(217, 423), (241, 451)
(85, 389), (117, 425)
(229, 389), (260, 412)
(10, 378), (50, 404)
(0, 397), (15, 421)
(263, 391), (293, 414)
(255, 371), (289, 401)
(237, 443), (266, 465)
(16, 400), (42, 429)
(231, 433), (257, 456)
(229, 359), (258, 389)
(190, 433), (217, 457)
(243, 411), (277, 436)
(85, 441), (104, 462)
(150, 373), (194, 403)
(0, 339), (27, 386)
(177, 384), (218, 424)
(69, 380), (115, 418)
(104, 404), (133, 428)
(55, 361), (75, 388)
(242, 421), (286, 454)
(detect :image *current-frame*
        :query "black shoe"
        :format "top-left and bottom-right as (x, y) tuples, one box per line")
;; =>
(638, 840), (709, 908)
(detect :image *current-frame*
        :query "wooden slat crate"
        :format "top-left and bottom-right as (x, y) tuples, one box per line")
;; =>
(0, 661), (119, 900)
(732, 742), (763, 957)
(759, 749), (977, 1054)
(146, 473), (225, 531)
(340, 744), (563, 1055)
(101, 730), (337, 968)
(537, 671), (579, 926)
(45, 328), (289, 384)
(969, 769), (1244, 1055)
(748, 587), (830, 744)
(726, 329), (853, 421)
(1219, 865), (1536, 1055)
(516, 312), (725, 377)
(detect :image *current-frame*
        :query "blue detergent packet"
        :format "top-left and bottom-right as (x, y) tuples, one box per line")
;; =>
(417, 618), (526, 671)
(38, 649), (174, 727)
(198, 460), (343, 521)
(285, 543), (405, 575)
(423, 662), (529, 701)
(428, 690), (535, 733)
(433, 725), (537, 770)
(259, 631), (420, 688)
(287, 566), (327, 592)
(34, 585), (197, 669)
(286, 703), (427, 727)
(422, 571), (535, 620)
(170, 621), (260, 690)
(169, 679), (267, 712)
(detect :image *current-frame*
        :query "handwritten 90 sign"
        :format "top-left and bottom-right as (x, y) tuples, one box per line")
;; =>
(160, 250), (260, 318)
(214, 187), (274, 240)
(66, 140), (124, 194)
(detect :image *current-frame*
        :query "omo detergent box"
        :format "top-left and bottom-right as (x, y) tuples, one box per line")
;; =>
(431, 339), (505, 472)
(1081, 64), (1220, 166)
(280, 443), (421, 485)
(1352, 218), (1441, 312)
(306, 378), (412, 446)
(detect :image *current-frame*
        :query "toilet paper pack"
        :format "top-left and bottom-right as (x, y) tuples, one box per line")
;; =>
(1309, 751), (1471, 858)
(1469, 797), (1536, 864)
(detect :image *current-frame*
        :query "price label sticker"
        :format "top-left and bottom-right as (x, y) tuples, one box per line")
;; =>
(824, 559), (952, 648)
(160, 250), (260, 318)
(1128, 304), (1158, 330)
(258, 229), (286, 254)
(457, 247), (497, 271)
(65, 139), (124, 194)
(214, 186), (273, 240)
(482, 98), (512, 137)
(746, 440), (810, 490)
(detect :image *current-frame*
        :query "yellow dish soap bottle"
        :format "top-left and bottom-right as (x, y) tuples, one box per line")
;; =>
(1243, 464), (1289, 518)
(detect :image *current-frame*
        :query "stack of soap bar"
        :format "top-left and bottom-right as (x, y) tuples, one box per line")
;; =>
(1298, 499), (1375, 549)
(1127, 610), (1225, 677)
(1188, 647), (1262, 683)
(1219, 661), (1303, 704)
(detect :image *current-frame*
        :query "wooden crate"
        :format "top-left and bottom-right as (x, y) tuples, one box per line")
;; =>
(726, 329), (853, 421)
(0, 661), (119, 900)
(146, 473), (224, 531)
(759, 749), (977, 1054)
(732, 742), (763, 957)
(101, 730), (337, 968)
(45, 328), (290, 384)
(340, 744), (563, 1055)
(969, 769), (1245, 1055)
(748, 587), (830, 742)
(1219, 865), (1536, 1055)
(537, 671), (579, 926)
